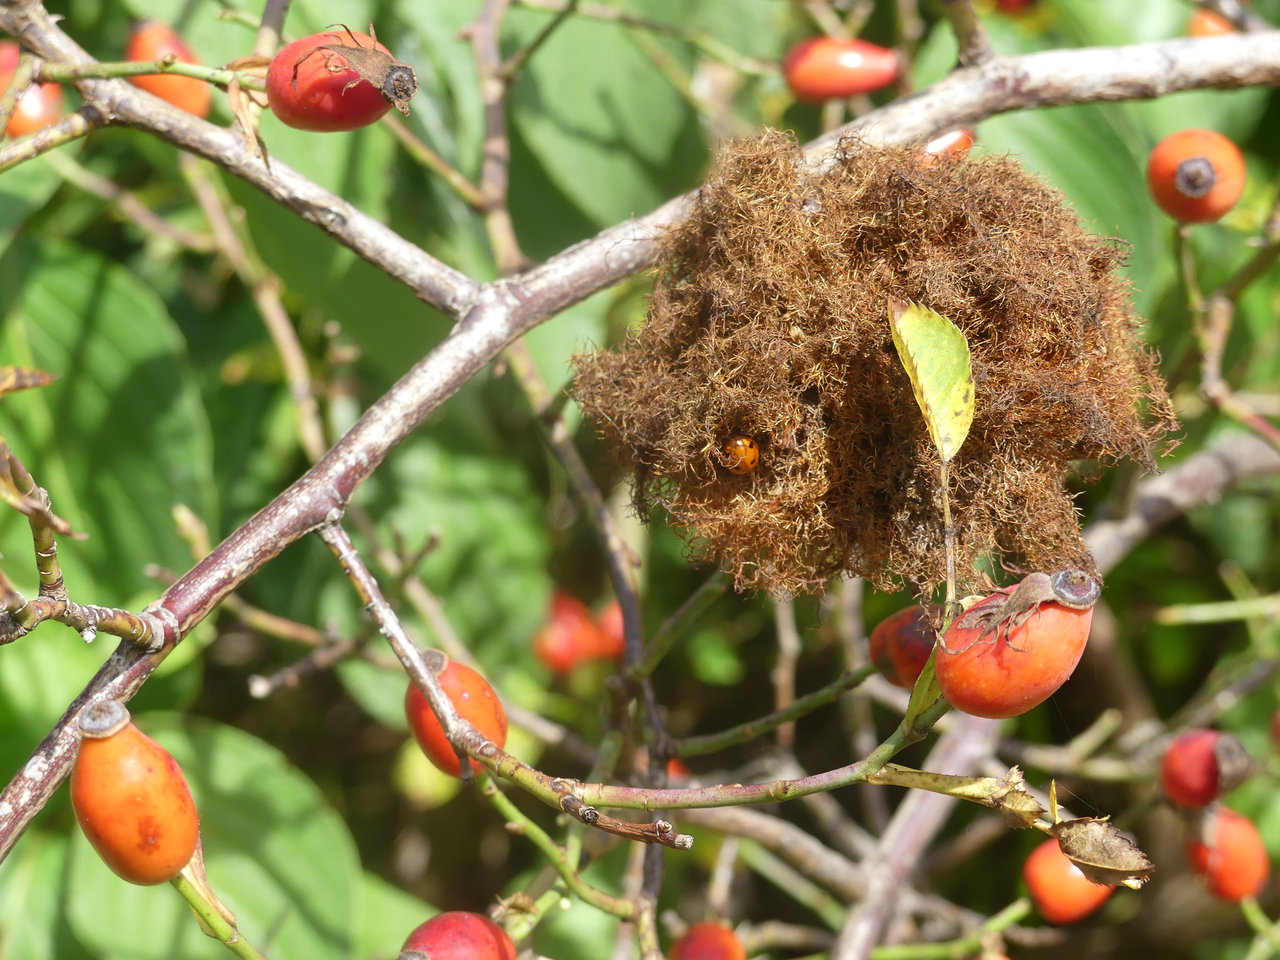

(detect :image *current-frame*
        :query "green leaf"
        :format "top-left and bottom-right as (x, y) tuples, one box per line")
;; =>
(0, 629), (111, 780)
(0, 832), (92, 960)
(0, 153), (63, 246)
(0, 239), (216, 605)
(887, 299), (974, 463)
(66, 714), (361, 960)
(507, 0), (699, 228)
(355, 871), (435, 960)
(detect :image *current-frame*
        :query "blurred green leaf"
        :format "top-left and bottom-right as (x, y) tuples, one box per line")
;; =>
(356, 871), (434, 960)
(507, 0), (699, 228)
(0, 153), (63, 246)
(0, 238), (215, 604)
(0, 631), (110, 779)
(0, 832), (92, 960)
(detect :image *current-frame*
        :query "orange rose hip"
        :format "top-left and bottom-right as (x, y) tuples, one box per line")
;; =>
(405, 658), (508, 777)
(70, 699), (199, 885)
(124, 21), (212, 119)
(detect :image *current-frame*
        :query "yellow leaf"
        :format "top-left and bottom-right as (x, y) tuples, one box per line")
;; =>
(887, 299), (974, 462)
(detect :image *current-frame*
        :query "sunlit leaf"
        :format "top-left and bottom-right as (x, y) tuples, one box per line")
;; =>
(887, 298), (975, 462)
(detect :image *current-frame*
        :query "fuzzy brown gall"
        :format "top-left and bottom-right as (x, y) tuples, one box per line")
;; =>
(574, 133), (1174, 594)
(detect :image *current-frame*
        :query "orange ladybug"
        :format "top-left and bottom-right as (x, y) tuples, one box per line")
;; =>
(722, 436), (760, 475)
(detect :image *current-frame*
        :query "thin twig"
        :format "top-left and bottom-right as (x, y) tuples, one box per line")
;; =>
(771, 592), (802, 750)
(939, 0), (994, 66)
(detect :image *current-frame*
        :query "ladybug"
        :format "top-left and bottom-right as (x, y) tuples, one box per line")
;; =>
(722, 436), (760, 475)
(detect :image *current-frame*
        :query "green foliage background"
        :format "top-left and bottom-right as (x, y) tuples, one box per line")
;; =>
(1, 1), (1279, 958)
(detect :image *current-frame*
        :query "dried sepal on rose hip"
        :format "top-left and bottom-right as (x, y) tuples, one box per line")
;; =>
(266, 25), (417, 131)
(70, 699), (200, 885)
(934, 570), (1100, 719)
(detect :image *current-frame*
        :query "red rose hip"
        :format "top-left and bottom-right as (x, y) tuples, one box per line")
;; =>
(70, 699), (200, 885)
(934, 571), (1098, 719)
(1146, 129), (1246, 223)
(124, 21), (212, 118)
(266, 28), (416, 131)
(0, 41), (66, 138)
(782, 36), (897, 102)
(868, 604), (939, 689)
(1160, 729), (1250, 809)
(594, 598), (625, 660)
(533, 590), (608, 673)
(401, 911), (515, 960)
(1185, 806), (1270, 902)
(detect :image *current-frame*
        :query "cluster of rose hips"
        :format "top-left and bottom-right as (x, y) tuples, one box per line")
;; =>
(1162, 728), (1270, 902)
(868, 576), (1272, 924)
(71, 680), (518, 953)
(1, 21), (209, 141)
(532, 591), (626, 674)
(869, 571), (1099, 720)
(1022, 729), (1271, 926)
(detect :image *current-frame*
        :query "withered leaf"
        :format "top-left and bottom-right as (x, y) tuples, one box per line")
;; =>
(0, 366), (56, 397)
(1051, 817), (1154, 889)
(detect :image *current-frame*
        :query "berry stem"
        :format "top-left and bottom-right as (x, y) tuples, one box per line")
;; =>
(170, 871), (269, 960)
(37, 58), (258, 91)
(479, 772), (642, 920)
(869, 897), (1031, 959)
(1239, 895), (1280, 955)
(671, 665), (876, 758)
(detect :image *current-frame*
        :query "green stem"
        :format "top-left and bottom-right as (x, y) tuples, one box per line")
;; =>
(479, 774), (639, 919)
(940, 458), (955, 611)
(1155, 591), (1280, 625)
(39, 60), (264, 92)
(504, 886), (570, 942)
(1242, 895), (1280, 960)
(575, 698), (949, 811)
(628, 572), (727, 681)
(738, 841), (846, 929)
(170, 874), (269, 960)
(869, 897), (1031, 958)
(672, 665), (875, 757)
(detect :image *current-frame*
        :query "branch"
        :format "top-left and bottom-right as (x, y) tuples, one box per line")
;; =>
(1, 3), (1278, 862)
(1085, 432), (1280, 575)
(832, 713), (1001, 959)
